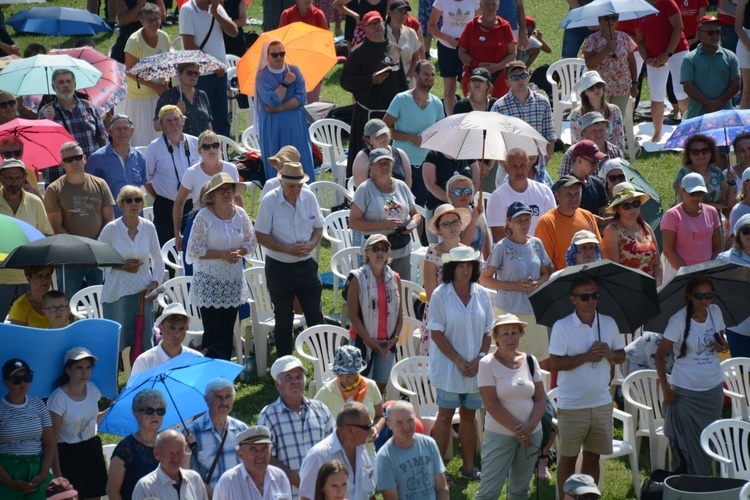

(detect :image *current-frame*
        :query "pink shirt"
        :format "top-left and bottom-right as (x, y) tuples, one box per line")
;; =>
(377, 280), (387, 340)
(581, 31), (636, 97)
(660, 203), (720, 266)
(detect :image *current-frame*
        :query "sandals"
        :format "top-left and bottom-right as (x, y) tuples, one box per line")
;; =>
(460, 467), (481, 480)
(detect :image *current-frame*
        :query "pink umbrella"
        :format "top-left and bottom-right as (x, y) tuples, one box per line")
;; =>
(0, 118), (75, 171)
(24, 47), (127, 115)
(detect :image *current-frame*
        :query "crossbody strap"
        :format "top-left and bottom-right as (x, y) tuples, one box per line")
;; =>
(204, 424), (228, 485)
(199, 16), (216, 51)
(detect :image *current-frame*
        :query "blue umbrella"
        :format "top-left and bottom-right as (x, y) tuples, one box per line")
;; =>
(560, 0), (658, 28)
(664, 109), (750, 150)
(99, 353), (242, 436)
(7, 7), (112, 46)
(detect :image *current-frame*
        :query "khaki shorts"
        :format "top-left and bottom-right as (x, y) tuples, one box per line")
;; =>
(557, 403), (613, 457)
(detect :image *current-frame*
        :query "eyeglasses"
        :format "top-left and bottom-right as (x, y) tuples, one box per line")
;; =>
(1, 174), (24, 183)
(123, 197), (143, 204)
(451, 187), (473, 197)
(369, 245), (389, 253)
(509, 72), (529, 82)
(600, 14), (619, 21)
(690, 147), (711, 155)
(138, 407), (166, 416)
(184, 69), (200, 77)
(9, 373), (33, 385)
(143, 17), (161, 23)
(439, 219), (462, 229)
(62, 154), (84, 163)
(573, 292), (601, 301)
(0, 99), (17, 109)
(269, 51), (286, 58)
(200, 142), (221, 150)
(215, 185), (235, 195)
(620, 199), (642, 210)
(43, 305), (68, 312)
(692, 292), (715, 301)
(740, 227), (750, 236)
(347, 422), (375, 431)
(701, 29), (721, 36)
(607, 174), (626, 182)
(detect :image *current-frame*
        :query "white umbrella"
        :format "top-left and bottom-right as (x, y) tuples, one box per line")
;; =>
(0, 54), (102, 96)
(560, 0), (658, 29)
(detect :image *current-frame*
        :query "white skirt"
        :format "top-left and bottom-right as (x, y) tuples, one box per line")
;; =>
(115, 96), (160, 148)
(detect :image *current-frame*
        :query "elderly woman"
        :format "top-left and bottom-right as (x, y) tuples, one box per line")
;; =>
(662, 173), (722, 282)
(718, 214), (750, 356)
(154, 62), (212, 138)
(457, 0), (517, 99)
(314, 345), (387, 457)
(603, 183), (662, 285)
(186, 173), (255, 360)
(0, 91), (19, 125)
(475, 314), (546, 499)
(453, 68), (498, 113)
(598, 157), (629, 201)
(581, 14), (639, 115)
(121, 2), (170, 147)
(99, 185), (164, 354)
(110, 0), (165, 63)
(352, 119), (412, 189)
(7, 266), (54, 328)
(427, 247), (493, 479)
(48, 347), (107, 500)
(0, 358), (54, 498)
(387, 1), (421, 87)
(569, 71), (625, 151)
(350, 148), (422, 280)
(674, 134), (733, 214)
(345, 235), (403, 393)
(106, 389), (165, 500)
(446, 174), (490, 258)
(480, 201), (552, 368)
(255, 39), (315, 183)
(656, 276), (728, 475)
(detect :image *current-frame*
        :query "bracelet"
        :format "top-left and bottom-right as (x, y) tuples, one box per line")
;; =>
(728, 180), (737, 186)
(280, 81), (290, 88)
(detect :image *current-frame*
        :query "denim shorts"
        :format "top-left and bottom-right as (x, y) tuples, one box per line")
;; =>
(366, 350), (395, 384)
(436, 388), (483, 410)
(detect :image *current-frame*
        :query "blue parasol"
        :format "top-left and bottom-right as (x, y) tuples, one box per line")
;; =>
(664, 109), (750, 150)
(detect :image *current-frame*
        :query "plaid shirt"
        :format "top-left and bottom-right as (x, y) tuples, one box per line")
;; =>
(186, 414), (248, 490)
(491, 88), (556, 142)
(558, 141), (624, 179)
(257, 397), (334, 500)
(39, 97), (106, 183)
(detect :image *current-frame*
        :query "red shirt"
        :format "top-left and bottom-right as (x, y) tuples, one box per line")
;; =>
(616, 19), (638, 37)
(405, 15), (422, 34)
(458, 16), (516, 98)
(637, 0), (689, 57)
(679, 0), (709, 38)
(279, 4), (329, 30)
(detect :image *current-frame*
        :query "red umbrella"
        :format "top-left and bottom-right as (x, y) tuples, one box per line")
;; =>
(0, 118), (75, 171)
(130, 291), (146, 366)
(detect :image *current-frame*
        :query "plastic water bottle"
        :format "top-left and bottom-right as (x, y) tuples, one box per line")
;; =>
(242, 354), (254, 384)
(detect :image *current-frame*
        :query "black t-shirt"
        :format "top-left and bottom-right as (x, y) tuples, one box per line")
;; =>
(580, 174), (608, 216)
(423, 150), (473, 210)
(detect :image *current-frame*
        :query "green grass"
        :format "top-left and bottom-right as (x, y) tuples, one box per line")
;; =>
(8, 1), (695, 498)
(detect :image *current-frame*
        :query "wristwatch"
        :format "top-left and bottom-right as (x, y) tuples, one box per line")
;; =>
(667, 52), (673, 57)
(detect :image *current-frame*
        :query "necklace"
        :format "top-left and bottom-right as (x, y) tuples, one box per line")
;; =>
(412, 91), (428, 109)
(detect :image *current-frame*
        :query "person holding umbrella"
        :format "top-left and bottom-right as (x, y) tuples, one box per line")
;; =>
(655, 275), (729, 475)
(153, 63), (213, 138)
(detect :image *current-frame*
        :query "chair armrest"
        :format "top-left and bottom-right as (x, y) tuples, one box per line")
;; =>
(613, 407), (636, 443)
(322, 231), (343, 246)
(700, 430), (734, 465)
(724, 389), (749, 421)
(311, 138), (332, 150)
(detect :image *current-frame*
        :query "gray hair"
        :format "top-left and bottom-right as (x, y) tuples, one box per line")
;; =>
(204, 378), (235, 398)
(131, 388), (167, 412)
(385, 400), (414, 421)
(59, 141), (81, 155)
(51, 69), (75, 84)
(140, 3), (161, 18)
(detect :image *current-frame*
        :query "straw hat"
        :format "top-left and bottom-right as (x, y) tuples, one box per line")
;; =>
(606, 182), (650, 212)
(277, 161), (309, 184)
(202, 172), (246, 202)
(427, 204), (471, 235)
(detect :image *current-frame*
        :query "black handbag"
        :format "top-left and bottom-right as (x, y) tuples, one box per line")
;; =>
(386, 231), (411, 250)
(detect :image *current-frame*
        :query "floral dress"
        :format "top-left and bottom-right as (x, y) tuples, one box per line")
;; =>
(580, 30), (636, 98)
(612, 220), (658, 278)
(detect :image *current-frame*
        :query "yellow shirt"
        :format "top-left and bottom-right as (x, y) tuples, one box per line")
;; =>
(8, 293), (50, 328)
(125, 29), (171, 99)
(0, 189), (53, 285)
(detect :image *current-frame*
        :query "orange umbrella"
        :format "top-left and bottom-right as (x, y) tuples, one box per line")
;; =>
(237, 22), (336, 96)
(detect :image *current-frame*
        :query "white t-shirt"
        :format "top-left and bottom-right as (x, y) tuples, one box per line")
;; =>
(486, 180), (556, 236)
(179, 0), (228, 64)
(549, 312), (625, 410)
(47, 382), (102, 444)
(180, 161), (240, 205)
(432, 0), (481, 47)
(664, 304), (726, 391)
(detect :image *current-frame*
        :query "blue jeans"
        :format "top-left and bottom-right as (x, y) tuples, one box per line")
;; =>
(476, 429), (543, 500)
(197, 73), (229, 137)
(59, 267), (103, 301)
(103, 290), (154, 352)
(562, 26), (591, 58)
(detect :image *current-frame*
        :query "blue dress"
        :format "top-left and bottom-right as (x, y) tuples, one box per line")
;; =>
(256, 65), (316, 182)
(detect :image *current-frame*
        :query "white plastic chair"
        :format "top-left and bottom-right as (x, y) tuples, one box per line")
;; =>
(622, 369), (670, 472)
(156, 276), (205, 349)
(322, 210), (353, 256)
(701, 419), (750, 480)
(161, 238), (184, 277)
(294, 325), (349, 395)
(241, 125), (261, 152)
(217, 134), (247, 162)
(309, 181), (352, 217)
(330, 247), (360, 312)
(102, 443), (116, 468)
(169, 36), (182, 51)
(624, 97), (638, 162)
(226, 67), (253, 142)
(400, 280), (425, 322)
(69, 285), (104, 319)
(546, 58), (587, 138)
(473, 191), (491, 215)
(742, 481), (750, 500)
(384, 317), (423, 400)
(225, 54), (240, 67)
(142, 206), (154, 223)
(722, 357), (750, 422)
(309, 118), (350, 186)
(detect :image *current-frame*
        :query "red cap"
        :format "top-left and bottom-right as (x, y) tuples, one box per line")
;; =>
(696, 15), (720, 30)
(571, 140), (607, 160)
(362, 11), (383, 26)
(525, 16), (536, 28)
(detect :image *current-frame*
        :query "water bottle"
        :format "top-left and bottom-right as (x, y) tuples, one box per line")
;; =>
(242, 354), (254, 384)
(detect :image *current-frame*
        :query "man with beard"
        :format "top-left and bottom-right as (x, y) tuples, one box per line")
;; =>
(0, 158), (52, 320)
(384, 59), (445, 208)
(341, 10), (408, 179)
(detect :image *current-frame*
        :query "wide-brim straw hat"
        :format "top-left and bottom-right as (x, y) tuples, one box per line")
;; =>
(428, 204), (472, 235)
(606, 182), (650, 213)
(202, 172), (246, 202)
(277, 161), (309, 184)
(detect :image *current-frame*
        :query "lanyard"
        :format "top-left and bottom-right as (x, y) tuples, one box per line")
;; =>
(163, 134), (191, 190)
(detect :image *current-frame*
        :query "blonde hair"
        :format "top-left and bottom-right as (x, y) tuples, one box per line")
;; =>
(116, 185), (143, 206)
(198, 130), (219, 147)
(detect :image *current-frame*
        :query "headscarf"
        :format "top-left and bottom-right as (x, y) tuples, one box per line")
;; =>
(254, 38), (285, 121)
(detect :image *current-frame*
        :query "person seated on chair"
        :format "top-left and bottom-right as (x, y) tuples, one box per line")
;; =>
(41, 290), (71, 329)
(130, 303), (203, 376)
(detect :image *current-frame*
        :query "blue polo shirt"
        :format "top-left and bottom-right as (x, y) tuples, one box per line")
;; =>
(85, 144), (147, 216)
(681, 44), (740, 120)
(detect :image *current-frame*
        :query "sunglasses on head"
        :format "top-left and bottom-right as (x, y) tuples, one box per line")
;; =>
(451, 187), (473, 197)
(608, 174), (626, 182)
(269, 51), (286, 58)
(369, 245), (389, 253)
(690, 147), (710, 155)
(62, 154), (84, 163)
(620, 199), (642, 210)
(44, 305), (67, 313)
(740, 227), (750, 236)
(573, 291), (601, 301)
(1, 150), (22, 159)
(139, 407), (166, 416)
(347, 422), (375, 431)
(123, 197), (143, 204)
(692, 292), (715, 301)
(0, 99), (17, 109)
(200, 142), (221, 150)
(184, 69), (200, 77)
(9, 373), (33, 385)
(509, 72), (529, 82)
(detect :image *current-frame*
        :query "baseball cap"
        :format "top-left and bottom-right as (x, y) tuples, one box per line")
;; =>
(64, 347), (99, 364)
(270, 355), (305, 381)
(364, 119), (390, 138)
(368, 147), (393, 164)
(362, 11), (382, 25)
(470, 67), (492, 82)
(389, 0), (411, 10)
(580, 111), (608, 131)
(681, 172), (708, 194)
(570, 140), (607, 160)
(158, 104), (182, 120)
(552, 174), (584, 192)
(505, 60), (527, 76)
(697, 15), (720, 30)
(571, 229), (599, 246)
(365, 233), (390, 248)
(2, 358), (32, 379)
(506, 201), (533, 219)
(735, 213), (750, 236)
(742, 168), (750, 184)
(237, 425), (273, 446)
(564, 474), (601, 496)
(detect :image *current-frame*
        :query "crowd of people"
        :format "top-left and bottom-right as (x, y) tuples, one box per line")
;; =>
(3, 0), (750, 497)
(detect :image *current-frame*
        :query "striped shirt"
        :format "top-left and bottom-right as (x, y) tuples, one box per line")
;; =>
(0, 395), (52, 456)
(187, 414), (248, 490)
(491, 88), (556, 141)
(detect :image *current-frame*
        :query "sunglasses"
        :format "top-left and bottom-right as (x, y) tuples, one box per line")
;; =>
(139, 407), (166, 416)
(369, 245), (389, 253)
(701, 29), (721, 36)
(740, 227), (750, 236)
(200, 142), (221, 150)
(347, 422), (375, 431)
(184, 69), (200, 77)
(43, 305), (68, 313)
(620, 199), (642, 210)
(690, 147), (711, 155)
(451, 187), (473, 197)
(9, 373), (33, 385)
(62, 154), (84, 163)
(607, 174), (626, 182)
(123, 197), (143, 204)
(439, 219), (462, 229)
(269, 51), (286, 58)
(0, 99), (16, 109)
(509, 72), (529, 82)
(600, 14), (619, 21)
(692, 292), (715, 300)
(573, 291), (601, 301)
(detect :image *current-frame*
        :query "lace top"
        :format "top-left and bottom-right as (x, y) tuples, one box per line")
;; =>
(612, 220), (658, 277)
(186, 206), (256, 308)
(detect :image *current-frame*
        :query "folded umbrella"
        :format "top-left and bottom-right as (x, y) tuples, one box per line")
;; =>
(0, 118), (75, 171)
